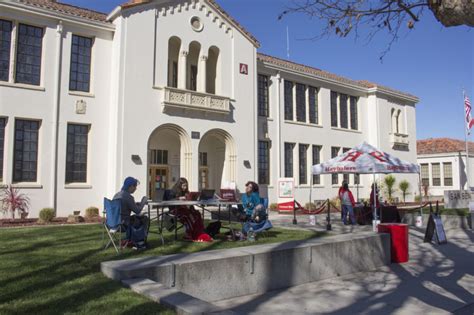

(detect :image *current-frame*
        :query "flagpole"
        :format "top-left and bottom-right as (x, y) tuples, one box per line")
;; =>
(464, 90), (471, 191)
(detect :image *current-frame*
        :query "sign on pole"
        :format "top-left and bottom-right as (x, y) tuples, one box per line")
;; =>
(277, 178), (295, 211)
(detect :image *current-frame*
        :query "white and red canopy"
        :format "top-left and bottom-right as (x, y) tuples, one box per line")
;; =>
(312, 142), (420, 175)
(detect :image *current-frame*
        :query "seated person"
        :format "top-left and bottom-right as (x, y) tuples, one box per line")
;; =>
(113, 177), (149, 248)
(239, 181), (265, 222)
(169, 178), (211, 242)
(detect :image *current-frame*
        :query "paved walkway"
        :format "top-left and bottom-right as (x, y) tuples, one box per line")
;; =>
(212, 215), (474, 315)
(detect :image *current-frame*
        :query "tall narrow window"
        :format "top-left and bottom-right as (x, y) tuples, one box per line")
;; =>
(258, 74), (269, 117)
(309, 86), (318, 124)
(13, 119), (39, 182)
(443, 162), (453, 186)
(258, 141), (270, 184)
(350, 96), (358, 130)
(0, 19), (12, 82)
(15, 24), (43, 86)
(299, 144), (308, 185)
(70, 35), (92, 92)
(284, 142), (294, 178)
(172, 61), (178, 88)
(342, 148), (350, 184)
(331, 91), (338, 127)
(150, 149), (168, 165)
(284, 80), (293, 120)
(339, 94), (348, 129)
(354, 174), (360, 185)
(66, 124), (89, 183)
(199, 152), (208, 166)
(331, 147), (339, 185)
(190, 65), (198, 91)
(312, 145), (321, 185)
(432, 163), (440, 186)
(420, 163), (429, 186)
(296, 83), (306, 122)
(0, 118), (5, 182)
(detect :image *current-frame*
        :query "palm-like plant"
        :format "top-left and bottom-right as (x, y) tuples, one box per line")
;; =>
(383, 175), (397, 203)
(399, 180), (410, 204)
(1, 186), (30, 219)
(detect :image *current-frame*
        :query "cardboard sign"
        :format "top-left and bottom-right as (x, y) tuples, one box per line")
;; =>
(424, 213), (447, 245)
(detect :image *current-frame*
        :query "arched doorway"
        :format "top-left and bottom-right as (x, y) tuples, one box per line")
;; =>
(147, 124), (191, 199)
(198, 129), (236, 191)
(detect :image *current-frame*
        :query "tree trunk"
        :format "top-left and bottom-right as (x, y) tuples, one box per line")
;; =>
(429, 0), (474, 27)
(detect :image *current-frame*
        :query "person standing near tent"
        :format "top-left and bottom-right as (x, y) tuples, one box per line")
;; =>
(339, 182), (356, 225)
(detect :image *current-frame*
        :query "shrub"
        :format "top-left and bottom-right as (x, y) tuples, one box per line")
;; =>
(39, 208), (55, 223)
(304, 202), (317, 210)
(329, 196), (341, 209)
(1, 185), (30, 219)
(399, 180), (410, 204)
(383, 175), (397, 202)
(85, 207), (99, 218)
(269, 203), (278, 211)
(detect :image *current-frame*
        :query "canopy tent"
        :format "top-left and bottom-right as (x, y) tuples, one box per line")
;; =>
(311, 142), (420, 224)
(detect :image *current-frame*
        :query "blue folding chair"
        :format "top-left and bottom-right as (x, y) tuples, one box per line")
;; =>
(103, 198), (124, 254)
(242, 197), (272, 239)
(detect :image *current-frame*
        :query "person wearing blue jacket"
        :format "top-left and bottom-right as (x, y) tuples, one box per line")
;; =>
(241, 181), (263, 220)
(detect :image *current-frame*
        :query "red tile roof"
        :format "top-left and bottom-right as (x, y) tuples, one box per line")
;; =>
(17, 0), (109, 22)
(417, 138), (474, 155)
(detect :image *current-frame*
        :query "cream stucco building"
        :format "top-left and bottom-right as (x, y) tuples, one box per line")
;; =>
(0, 0), (419, 217)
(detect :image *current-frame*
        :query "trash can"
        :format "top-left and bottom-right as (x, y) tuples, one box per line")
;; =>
(378, 223), (409, 263)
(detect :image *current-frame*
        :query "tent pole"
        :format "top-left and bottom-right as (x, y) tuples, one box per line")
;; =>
(373, 171), (377, 226)
(309, 172), (313, 211)
(418, 172), (422, 217)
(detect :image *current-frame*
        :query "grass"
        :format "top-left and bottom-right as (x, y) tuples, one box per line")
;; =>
(0, 223), (323, 314)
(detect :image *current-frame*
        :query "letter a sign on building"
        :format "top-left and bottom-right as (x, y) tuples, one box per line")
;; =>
(239, 63), (248, 75)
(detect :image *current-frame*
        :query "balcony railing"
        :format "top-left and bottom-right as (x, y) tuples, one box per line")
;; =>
(390, 133), (409, 146)
(163, 87), (230, 114)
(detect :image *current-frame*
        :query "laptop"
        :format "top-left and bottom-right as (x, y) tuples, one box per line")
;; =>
(199, 189), (215, 201)
(186, 192), (200, 201)
(153, 189), (166, 202)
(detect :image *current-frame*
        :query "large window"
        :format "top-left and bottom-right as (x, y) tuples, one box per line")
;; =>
(190, 65), (197, 91)
(420, 163), (429, 186)
(299, 144), (308, 185)
(16, 24), (43, 86)
(0, 118), (5, 182)
(284, 142), (294, 178)
(13, 119), (39, 182)
(342, 148), (350, 184)
(309, 86), (318, 124)
(66, 124), (89, 183)
(0, 19), (12, 82)
(150, 149), (168, 165)
(331, 91), (338, 127)
(284, 80), (293, 120)
(339, 94), (348, 129)
(350, 96), (358, 130)
(258, 141), (270, 184)
(70, 35), (92, 92)
(312, 145), (321, 185)
(354, 174), (360, 185)
(331, 147), (339, 185)
(443, 163), (453, 186)
(296, 83), (306, 122)
(258, 74), (269, 117)
(432, 163), (440, 186)
(199, 152), (208, 167)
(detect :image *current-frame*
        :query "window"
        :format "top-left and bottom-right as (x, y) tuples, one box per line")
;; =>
(443, 162), (453, 186)
(331, 91), (338, 127)
(199, 152), (208, 167)
(15, 24), (43, 86)
(172, 61), (178, 88)
(13, 119), (39, 182)
(0, 118), (5, 182)
(69, 35), (92, 92)
(312, 145), (321, 185)
(284, 142), (294, 178)
(66, 124), (89, 183)
(354, 174), (360, 185)
(331, 147), (340, 185)
(339, 94), (348, 129)
(150, 149), (168, 165)
(432, 163), (440, 186)
(342, 148), (350, 184)
(350, 96), (358, 130)
(421, 163), (429, 186)
(296, 83), (306, 122)
(309, 86), (318, 124)
(0, 20), (12, 82)
(190, 65), (197, 91)
(284, 80), (293, 120)
(258, 141), (270, 184)
(258, 74), (269, 117)
(299, 144), (308, 185)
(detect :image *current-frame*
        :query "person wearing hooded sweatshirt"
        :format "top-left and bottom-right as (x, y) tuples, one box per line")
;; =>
(339, 181), (356, 225)
(113, 177), (149, 245)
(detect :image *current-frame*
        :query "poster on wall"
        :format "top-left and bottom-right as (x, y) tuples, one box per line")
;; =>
(277, 178), (295, 211)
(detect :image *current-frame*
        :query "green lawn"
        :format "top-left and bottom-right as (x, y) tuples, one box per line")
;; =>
(0, 223), (323, 314)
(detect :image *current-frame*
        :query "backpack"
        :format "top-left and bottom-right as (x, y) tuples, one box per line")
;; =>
(205, 221), (221, 238)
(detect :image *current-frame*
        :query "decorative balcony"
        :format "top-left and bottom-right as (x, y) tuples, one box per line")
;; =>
(162, 87), (230, 114)
(390, 133), (409, 146)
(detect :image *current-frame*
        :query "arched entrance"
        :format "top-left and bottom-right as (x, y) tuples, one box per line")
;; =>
(147, 124), (191, 199)
(198, 129), (236, 191)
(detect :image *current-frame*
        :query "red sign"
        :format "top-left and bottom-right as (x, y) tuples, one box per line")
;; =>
(239, 63), (248, 75)
(277, 201), (295, 211)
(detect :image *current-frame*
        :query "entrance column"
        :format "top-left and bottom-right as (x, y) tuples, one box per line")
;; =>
(178, 50), (188, 89)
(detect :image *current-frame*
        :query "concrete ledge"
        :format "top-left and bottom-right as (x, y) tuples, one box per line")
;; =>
(401, 213), (472, 230)
(102, 232), (390, 303)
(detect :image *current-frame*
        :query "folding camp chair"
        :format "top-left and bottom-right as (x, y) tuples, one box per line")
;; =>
(103, 198), (124, 254)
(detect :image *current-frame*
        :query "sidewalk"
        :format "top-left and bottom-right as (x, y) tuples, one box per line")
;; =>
(213, 220), (474, 314)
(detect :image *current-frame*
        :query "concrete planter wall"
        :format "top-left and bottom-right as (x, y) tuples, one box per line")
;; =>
(401, 213), (472, 230)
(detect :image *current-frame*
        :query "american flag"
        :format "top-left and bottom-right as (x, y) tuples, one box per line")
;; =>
(465, 95), (474, 134)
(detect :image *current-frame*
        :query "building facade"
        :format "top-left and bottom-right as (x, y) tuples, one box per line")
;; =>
(0, 0), (419, 217)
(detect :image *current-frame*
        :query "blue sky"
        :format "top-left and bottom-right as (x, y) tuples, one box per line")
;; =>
(65, 0), (473, 141)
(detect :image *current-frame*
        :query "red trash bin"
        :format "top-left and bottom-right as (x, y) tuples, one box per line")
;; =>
(378, 223), (409, 263)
